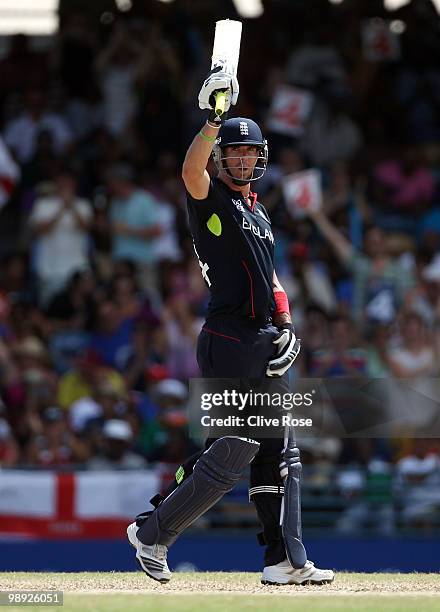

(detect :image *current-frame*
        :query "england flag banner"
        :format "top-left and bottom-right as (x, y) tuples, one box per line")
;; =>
(282, 169), (322, 219)
(267, 85), (313, 137)
(0, 470), (160, 539)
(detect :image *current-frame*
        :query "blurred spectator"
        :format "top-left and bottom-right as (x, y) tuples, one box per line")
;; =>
(57, 348), (125, 410)
(0, 338), (22, 407)
(372, 145), (435, 236)
(402, 250), (440, 326)
(309, 315), (367, 377)
(386, 313), (437, 378)
(136, 377), (194, 461)
(11, 336), (53, 381)
(308, 209), (415, 323)
(322, 165), (368, 251)
(122, 318), (162, 393)
(394, 440), (440, 529)
(144, 378), (199, 487)
(163, 295), (203, 380)
(106, 163), (162, 294)
(46, 269), (96, 325)
(366, 323), (392, 377)
(336, 460), (394, 535)
(299, 94), (362, 168)
(152, 194), (183, 265)
(29, 169), (92, 304)
(301, 305), (330, 373)
(45, 270), (96, 375)
(4, 336), (58, 441)
(148, 428), (199, 480)
(111, 273), (143, 321)
(69, 395), (102, 436)
(69, 380), (127, 435)
(373, 145), (435, 212)
(3, 88), (72, 163)
(20, 130), (59, 198)
(88, 298), (134, 371)
(87, 418), (146, 469)
(24, 406), (89, 467)
(0, 252), (36, 308)
(95, 24), (150, 138)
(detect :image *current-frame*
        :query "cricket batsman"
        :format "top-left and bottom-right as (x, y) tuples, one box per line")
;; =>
(127, 63), (335, 586)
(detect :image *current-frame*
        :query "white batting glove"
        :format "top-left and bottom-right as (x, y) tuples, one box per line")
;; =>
(266, 324), (301, 378)
(198, 63), (239, 112)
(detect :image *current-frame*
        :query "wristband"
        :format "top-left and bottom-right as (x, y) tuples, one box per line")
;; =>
(198, 130), (216, 143)
(206, 120), (221, 130)
(274, 291), (290, 316)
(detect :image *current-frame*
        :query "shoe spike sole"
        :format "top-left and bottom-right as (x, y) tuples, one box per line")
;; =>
(261, 579), (333, 586)
(135, 558), (170, 584)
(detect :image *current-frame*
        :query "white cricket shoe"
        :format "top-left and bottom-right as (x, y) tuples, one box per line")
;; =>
(262, 559), (334, 586)
(127, 522), (172, 583)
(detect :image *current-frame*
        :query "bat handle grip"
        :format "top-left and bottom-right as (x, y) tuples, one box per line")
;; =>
(214, 90), (227, 117)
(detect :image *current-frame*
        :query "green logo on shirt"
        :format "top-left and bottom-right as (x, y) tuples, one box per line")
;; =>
(175, 466), (185, 484)
(207, 213), (222, 236)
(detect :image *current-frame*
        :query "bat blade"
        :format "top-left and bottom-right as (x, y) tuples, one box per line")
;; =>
(211, 19), (242, 76)
(211, 19), (242, 116)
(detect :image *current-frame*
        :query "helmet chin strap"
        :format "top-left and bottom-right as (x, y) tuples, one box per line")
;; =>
(231, 176), (251, 186)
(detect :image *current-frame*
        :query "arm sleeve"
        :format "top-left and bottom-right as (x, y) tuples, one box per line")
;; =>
(186, 179), (219, 223)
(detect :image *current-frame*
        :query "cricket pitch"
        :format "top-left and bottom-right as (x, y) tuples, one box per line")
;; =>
(1, 571), (439, 611)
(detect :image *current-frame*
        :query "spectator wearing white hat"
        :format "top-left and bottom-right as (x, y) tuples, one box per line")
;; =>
(87, 418), (146, 470)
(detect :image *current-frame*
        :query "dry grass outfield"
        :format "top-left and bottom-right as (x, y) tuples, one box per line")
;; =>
(1, 572), (439, 612)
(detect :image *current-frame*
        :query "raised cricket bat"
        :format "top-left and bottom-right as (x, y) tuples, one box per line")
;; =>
(211, 19), (242, 117)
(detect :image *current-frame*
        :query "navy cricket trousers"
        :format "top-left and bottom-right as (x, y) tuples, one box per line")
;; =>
(193, 316), (290, 565)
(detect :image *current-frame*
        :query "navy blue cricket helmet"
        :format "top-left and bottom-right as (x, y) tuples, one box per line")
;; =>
(212, 117), (268, 185)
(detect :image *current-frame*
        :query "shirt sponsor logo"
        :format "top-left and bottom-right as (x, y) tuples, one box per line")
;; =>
(242, 218), (274, 244)
(232, 199), (245, 213)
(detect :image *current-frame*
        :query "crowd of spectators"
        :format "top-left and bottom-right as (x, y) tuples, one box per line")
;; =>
(0, 0), (439, 531)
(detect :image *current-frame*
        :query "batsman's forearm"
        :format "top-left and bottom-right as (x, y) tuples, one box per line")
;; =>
(272, 271), (292, 326)
(182, 122), (219, 178)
